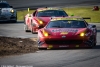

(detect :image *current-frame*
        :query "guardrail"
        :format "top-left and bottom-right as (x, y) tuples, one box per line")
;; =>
(14, 5), (56, 10)
(14, 7), (37, 10)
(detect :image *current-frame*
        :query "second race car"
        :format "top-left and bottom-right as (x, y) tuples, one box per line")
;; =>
(24, 7), (68, 33)
(37, 16), (97, 49)
(0, 1), (17, 22)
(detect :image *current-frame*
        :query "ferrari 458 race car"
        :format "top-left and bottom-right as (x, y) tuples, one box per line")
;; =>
(37, 16), (97, 49)
(24, 7), (68, 33)
(0, 1), (17, 22)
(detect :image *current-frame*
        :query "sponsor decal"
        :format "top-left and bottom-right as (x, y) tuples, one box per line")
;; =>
(52, 29), (78, 33)
(51, 18), (82, 21)
(60, 32), (68, 35)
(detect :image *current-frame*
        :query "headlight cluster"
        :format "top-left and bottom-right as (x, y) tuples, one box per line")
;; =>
(39, 20), (43, 24)
(79, 29), (90, 37)
(10, 9), (14, 13)
(80, 32), (85, 37)
(43, 30), (49, 37)
(37, 19), (44, 24)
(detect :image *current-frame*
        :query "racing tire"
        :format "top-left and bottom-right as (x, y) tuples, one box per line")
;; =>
(31, 28), (37, 34)
(24, 25), (30, 32)
(31, 22), (37, 34)
(31, 28), (36, 34)
(90, 36), (96, 48)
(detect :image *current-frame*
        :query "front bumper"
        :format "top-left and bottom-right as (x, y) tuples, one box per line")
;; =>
(0, 15), (16, 21)
(38, 36), (92, 49)
(0, 13), (17, 21)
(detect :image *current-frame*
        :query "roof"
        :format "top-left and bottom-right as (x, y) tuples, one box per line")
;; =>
(37, 7), (63, 12)
(50, 16), (84, 21)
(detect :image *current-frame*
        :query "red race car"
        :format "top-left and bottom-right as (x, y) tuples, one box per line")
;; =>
(24, 7), (68, 33)
(37, 16), (97, 49)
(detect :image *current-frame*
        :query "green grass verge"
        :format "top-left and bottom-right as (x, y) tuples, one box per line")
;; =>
(17, 6), (100, 23)
(17, 10), (35, 20)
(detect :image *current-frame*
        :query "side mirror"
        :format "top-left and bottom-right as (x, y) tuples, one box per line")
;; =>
(92, 25), (96, 28)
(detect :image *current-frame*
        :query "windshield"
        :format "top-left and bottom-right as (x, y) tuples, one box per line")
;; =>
(36, 10), (68, 17)
(46, 20), (86, 28)
(0, 3), (10, 8)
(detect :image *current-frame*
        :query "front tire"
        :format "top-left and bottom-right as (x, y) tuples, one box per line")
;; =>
(31, 22), (37, 34)
(90, 36), (96, 48)
(24, 25), (30, 32)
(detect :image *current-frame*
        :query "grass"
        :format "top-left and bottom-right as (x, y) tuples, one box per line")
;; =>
(17, 6), (100, 23)
(17, 10), (35, 20)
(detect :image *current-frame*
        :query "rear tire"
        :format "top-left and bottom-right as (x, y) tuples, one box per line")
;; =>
(91, 37), (96, 48)
(31, 27), (36, 34)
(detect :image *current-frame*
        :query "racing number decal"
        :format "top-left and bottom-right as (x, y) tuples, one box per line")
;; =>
(60, 32), (68, 35)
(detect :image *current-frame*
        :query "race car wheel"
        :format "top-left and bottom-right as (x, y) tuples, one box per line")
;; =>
(90, 36), (96, 48)
(31, 28), (36, 34)
(24, 25), (30, 32)
(31, 22), (37, 34)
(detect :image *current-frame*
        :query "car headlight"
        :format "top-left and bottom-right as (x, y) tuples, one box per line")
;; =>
(43, 30), (49, 37)
(10, 9), (14, 13)
(39, 20), (43, 24)
(80, 32), (85, 37)
(37, 19), (43, 24)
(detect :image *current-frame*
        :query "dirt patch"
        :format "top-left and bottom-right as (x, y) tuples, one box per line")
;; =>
(0, 36), (38, 57)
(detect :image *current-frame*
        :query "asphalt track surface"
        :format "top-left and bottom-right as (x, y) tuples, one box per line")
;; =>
(0, 21), (37, 38)
(0, 0), (100, 67)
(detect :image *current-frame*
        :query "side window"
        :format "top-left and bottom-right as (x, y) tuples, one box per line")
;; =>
(59, 11), (68, 16)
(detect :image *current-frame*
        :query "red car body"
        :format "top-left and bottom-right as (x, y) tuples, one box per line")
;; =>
(24, 7), (68, 33)
(37, 17), (97, 49)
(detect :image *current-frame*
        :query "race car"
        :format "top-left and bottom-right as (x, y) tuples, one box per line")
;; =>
(24, 7), (68, 33)
(37, 16), (97, 49)
(0, 1), (17, 22)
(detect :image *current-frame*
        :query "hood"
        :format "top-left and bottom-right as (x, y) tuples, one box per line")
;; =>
(45, 28), (87, 36)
